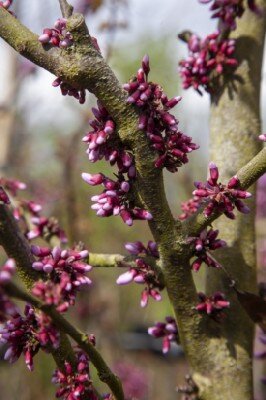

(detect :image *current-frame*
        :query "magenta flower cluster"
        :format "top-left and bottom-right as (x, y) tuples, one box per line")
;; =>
(31, 246), (92, 313)
(0, 304), (60, 371)
(12, 198), (67, 243)
(193, 162), (252, 219)
(178, 195), (202, 220)
(148, 316), (179, 354)
(52, 350), (98, 400)
(189, 228), (226, 271)
(199, 0), (259, 31)
(82, 101), (152, 226)
(124, 55), (199, 172)
(196, 292), (230, 320)
(0, 259), (19, 322)
(0, 177), (26, 196)
(117, 241), (162, 307)
(38, 18), (73, 48)
(52, 77), (86, 105)
(179, 32), (237, 94)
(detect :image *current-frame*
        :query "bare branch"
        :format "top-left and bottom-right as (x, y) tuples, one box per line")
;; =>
(59, 0), (74, 18)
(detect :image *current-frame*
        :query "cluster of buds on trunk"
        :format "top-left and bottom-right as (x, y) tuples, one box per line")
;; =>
(195, 292), (230, 320)
(189, 228), (226, 271)
(199, 0), (259, 31)
(31, 246), (92, 313)
(117, 241), (162, 307)
(148, 316), (179, 354)
(193, 162), (252, 218)
(52, 77), (86, 104)
(124, 55), (199, 172)
(179, 32), (237, 94)
(178, 195), (202, 220)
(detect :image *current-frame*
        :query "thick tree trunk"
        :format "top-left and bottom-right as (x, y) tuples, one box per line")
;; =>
(203, 3), (266, 399)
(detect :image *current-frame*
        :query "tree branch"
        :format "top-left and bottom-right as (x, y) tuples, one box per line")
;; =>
(183, 147), (266, 237)
(59, 0), (73, 18)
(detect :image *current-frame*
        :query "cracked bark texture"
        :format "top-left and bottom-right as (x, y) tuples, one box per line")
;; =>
(204, 2), (266, 399)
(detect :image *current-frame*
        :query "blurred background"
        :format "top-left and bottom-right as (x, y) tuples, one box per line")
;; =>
(0, 0), (266, 399)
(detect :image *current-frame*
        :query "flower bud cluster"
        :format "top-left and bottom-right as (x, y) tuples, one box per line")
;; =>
(179, 32), (237, 94)
(38, 18), (73, 48)
(13, 198), (67, 243)
(116, 241), (162, 307)
(124, 55), (198, 172)
(148, 316), (179, 354)
(196, 291), (230, 320)
(178, 195), (202, 220)
(82, 172), (151, 226)
(199, 0), (259, 31)
(0, 177), (26, 197)
(52, 77), (86, 104)
(193, 162), (252, 219)
(0, 259), (19, 322)
(82, 101), (135, 177)
(0, 304), (60, 371)
(31, 246), (92, 313)
(259, 133), (266, 142)
(189, 228), (226, 271)
(52, 350), (97, 400)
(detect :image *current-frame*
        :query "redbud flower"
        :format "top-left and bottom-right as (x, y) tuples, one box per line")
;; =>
(82, 173), (152, 226)
(38, 18), (73, 48)
(199, 0), (260, 31)
(259, 133), (266, 142)
(52, 77), (86, 104)
(148, 316), (179, 354)
(179, 32), (238, 94)
(124, 55), (198, 172)
(193, 162), (252, 219)
(0, 259), (16, 284)
(0, 186), (10, 204)
(117, 242), (162, 307)
(178, 195), (202, 220)
(31, 246), (92, 312)
(196, 292), (230, 320)
(0, 305), (60, 371)
(0, 177), (26, 196)
(189, 228), (226, 271)
(52, 350), (98, 400)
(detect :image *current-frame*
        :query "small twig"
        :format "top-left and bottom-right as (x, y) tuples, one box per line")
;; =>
(59, 0), (73, 18)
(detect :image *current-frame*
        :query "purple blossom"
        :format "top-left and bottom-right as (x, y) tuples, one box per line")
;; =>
(193, 162), (252, 219)
(124, 55), (199, 172)
(31, 246), (92, 312)
(189, 228), (226, 271)
(38, 18), (73, 48)
(52, 350), (98, 400)
(179, 32), (238, 94)
(196, 292), (230, 320)
(26, 215), (67, 243)
(82, 101), (135, 176)
(198, 0), (260, 31)
(0, 186), (10, 204)
(82, 173), (152, 226)
(52, 77), (86, 104)
(0, 305), (60, 371)
(0, 259), (16, 284)
(117, 242), (162, 307)
(0, 177), (26, 197)
(178, 195), (202, 220)
(148, 316), (179, 354)
(259, 133), (266, 142)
